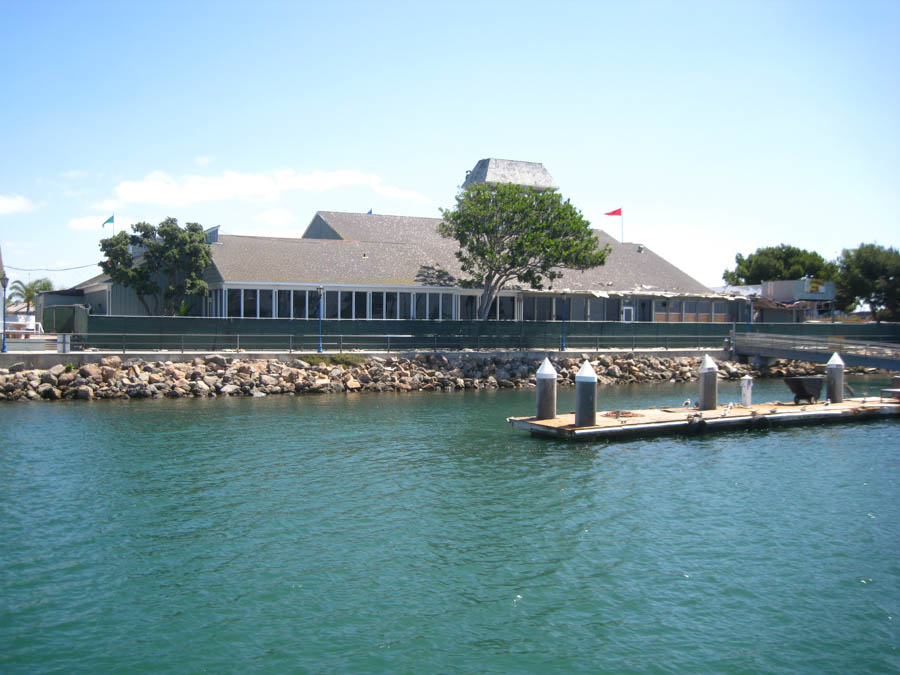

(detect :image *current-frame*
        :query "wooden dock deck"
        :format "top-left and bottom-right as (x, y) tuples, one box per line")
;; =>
(507, 397), (900, 440)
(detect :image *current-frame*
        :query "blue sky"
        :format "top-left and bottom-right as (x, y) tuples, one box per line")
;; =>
(1, 0), (898, 291)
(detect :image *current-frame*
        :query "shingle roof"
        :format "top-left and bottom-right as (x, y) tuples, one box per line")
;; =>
(462, 158), (559, 190)
(207, 211), (714, 296)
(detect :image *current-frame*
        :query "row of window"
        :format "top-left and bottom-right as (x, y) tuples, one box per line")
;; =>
(207, 289), (731, 321)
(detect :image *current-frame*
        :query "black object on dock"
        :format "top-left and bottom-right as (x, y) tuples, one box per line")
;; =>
(784, 376), (824, 404)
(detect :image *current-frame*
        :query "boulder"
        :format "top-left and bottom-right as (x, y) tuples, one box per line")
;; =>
(8, 362), (25, 374)
(75, 385), (93, 400)
(100, 355), (122, 368)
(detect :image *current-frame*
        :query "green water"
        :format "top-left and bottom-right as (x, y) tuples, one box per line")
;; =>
(1, 378), (898, 673)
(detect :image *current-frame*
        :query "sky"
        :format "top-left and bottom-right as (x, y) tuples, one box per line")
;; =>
(1, 0), (898, 291)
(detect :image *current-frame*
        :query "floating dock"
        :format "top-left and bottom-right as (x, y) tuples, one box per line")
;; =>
(507, 397), (900, 440)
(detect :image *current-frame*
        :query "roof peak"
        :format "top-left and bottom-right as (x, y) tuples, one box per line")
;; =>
(462, 158), (559, 190)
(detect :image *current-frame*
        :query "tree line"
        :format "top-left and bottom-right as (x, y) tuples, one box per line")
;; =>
(723, 243), (899, 321)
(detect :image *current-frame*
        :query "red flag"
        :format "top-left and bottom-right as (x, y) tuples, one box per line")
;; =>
(604, 208), (622, 216)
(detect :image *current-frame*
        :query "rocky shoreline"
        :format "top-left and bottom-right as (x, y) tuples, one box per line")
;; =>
(0, 353), (888, 403)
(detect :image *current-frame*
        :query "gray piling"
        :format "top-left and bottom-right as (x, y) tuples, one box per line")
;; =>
(826, 352), (844, 403)
(698, 354), (719, 410)
(574, 361), (598, 427)
(740, 374), (753, 407)
(536, 357), (557, 420)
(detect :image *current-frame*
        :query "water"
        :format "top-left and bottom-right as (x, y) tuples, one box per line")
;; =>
(1, 377), (898, 673)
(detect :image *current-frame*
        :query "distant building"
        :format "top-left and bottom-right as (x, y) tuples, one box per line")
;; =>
(45, 159), (747, 323)
(714, 278), (836, 323)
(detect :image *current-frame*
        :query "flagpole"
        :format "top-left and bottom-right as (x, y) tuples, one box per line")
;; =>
(621, 214), (624, 242)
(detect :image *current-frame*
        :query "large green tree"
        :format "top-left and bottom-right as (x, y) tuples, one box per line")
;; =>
(835, 243), (899, 321)
(99, 218), (212, 315)
(438, 182), (608, 320)
(723, 244), (837, 285)
(8, 278), (53, 313)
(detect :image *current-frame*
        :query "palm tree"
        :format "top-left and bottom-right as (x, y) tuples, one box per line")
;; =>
(8, 278), (53, 313)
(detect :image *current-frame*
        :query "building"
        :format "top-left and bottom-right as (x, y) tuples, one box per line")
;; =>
(715, 278), (836, 323)
(43, 159), (747, 324)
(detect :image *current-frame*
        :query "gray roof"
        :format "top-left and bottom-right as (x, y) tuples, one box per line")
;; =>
(206, 211), (714, 296)
(462, 158), (559, 190)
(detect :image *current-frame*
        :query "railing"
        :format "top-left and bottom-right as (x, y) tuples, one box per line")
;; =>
(56, 331), (733, 354)
(734, 333), (900, 366)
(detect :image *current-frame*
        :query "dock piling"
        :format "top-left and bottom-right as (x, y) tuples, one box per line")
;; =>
(698, 354), (718, 410)
(826, 352), (844, 403)
(575, 361), (597, 427)
(536, 358), (557, 420)
(741, 374), (753, 407)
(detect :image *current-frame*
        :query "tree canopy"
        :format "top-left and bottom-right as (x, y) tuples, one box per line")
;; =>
(836, 243), (899, 321)
(99, 218), (212, 315)
(8, 278), (53, 313)
(722, 244), (837, 285)
(438, 183), (608, 320)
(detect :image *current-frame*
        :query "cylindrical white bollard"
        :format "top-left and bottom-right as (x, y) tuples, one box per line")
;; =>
(740, 374), (753, 407)
(536, 357), (557, 420)
(698, 354), (719, 411)
(826, 352), (844, 403)
(574, 361), (597, 427)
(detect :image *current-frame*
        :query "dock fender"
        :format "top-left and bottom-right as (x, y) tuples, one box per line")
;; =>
(687, 416), (707, 434)
(749, 415), (770, 430)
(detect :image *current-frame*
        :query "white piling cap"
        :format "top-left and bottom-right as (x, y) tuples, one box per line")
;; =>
(741, 374), (753, 386)
(575, 360), (597, 382)
(826, 352), (845, 368)
(699, 354), (719, 373)
(536, 357), (557, 379)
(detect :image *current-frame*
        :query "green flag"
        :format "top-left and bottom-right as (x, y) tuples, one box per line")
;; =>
(102, 215), (114, 227)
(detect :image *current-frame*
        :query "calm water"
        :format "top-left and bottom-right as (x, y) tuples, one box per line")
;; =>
(1, 377), (898, 673)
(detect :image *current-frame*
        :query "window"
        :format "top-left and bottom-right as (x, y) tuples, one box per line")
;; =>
(498, 296), (515, 320)
(523, 297), (535, 321)
(415, 293), (426, 319)
(589, 297), (604, 321)
(340, 291), (353, 319)
(259, 290), (273, 318)
(278, 290), (292, 318)
(243, 289), (257, 318)
(355, 291), (367, 319)
(325, 291), (339, 319)
(441, 293), (454, 320)
(399, 292), (412, 319)
(228, 289), (241, 317)
(385, 292), (398, 319)
(698, 301), (711, 315)
(372, 292), (384, 319)
(536, 297), (552, 321)
(713, 301), (725, 315)
(428, 293), (440, 320)
(685, 301), (698, 313)
(570, 297), (586, 321)
(293, 290), (307, 319)
(459, 295), (477, 320)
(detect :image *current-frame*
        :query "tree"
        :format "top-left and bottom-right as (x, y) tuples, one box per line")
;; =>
(439, 182), (608, 320)
(99, 218), (212, 315)
(722, 244), (837, 285)
(8, 278), (53, 313)
(835, 243), (900, 321)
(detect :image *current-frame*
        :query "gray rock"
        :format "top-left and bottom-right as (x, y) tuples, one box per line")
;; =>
(75, 385), (93, 400)
(9, 362), (25, 374)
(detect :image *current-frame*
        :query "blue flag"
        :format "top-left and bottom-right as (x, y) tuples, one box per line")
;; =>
(367, 209), (373, 215)
(102, 215), (114, 227)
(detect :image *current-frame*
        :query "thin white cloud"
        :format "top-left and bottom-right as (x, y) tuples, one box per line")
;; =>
(61, 169), (88, 180)
(111, 168), (431, 207)
(252, 208), (296, 228)
(0, 194), (36, 215)
(195, 156), (215, 166)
